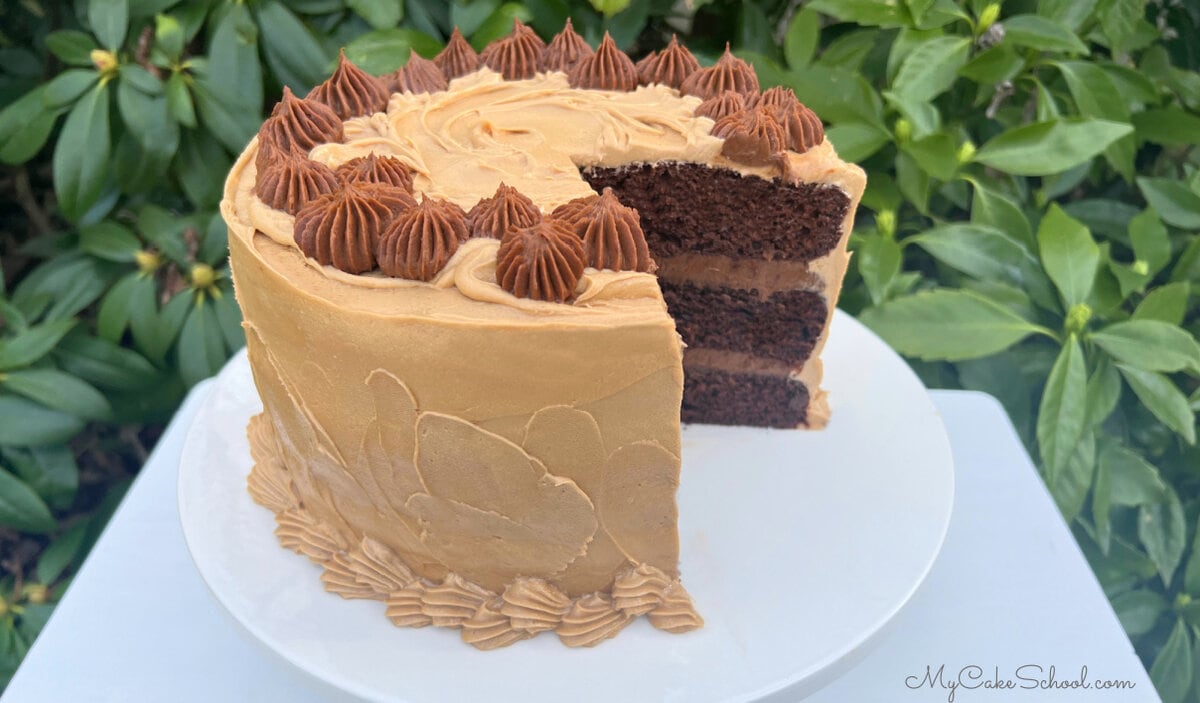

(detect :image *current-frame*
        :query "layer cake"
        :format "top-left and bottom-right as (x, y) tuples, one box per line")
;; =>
(221, 20), (864, 649)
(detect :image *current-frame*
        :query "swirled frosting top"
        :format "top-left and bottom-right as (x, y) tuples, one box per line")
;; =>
(224, 66), (849, 321)
(309, 68), (732, 212)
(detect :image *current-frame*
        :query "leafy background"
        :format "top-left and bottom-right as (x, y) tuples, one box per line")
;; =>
(0, 0), (1198, 697)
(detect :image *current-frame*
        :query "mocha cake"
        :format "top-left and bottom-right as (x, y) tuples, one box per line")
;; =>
(221, 20), (863, 650)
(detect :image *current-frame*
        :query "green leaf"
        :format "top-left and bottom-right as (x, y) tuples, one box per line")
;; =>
(1129, 208), (1171, 277)
(43, 70), (99, 109)
(344, 29), (442, 75)
(175, 129), (229, 209)
(79, 220), (140, 262)
(128, 275), (170, 363)
(1186, 515), (1200, 595)
(1002, 14), (1089, 55)
(38, 520), (89, 584)
(0, 86), (59, 165)
(347, 0), (403, 30)
(857, 234), (901, 305)
(191, 79), (258, 155)
(45, 30), (98, 65)
(780, 64), (884, 128)
(89, 0), (130, 50)
(973, 119), (1133, 176)
(805, 0), (907, 27)
(97, 272), (140, 343)
(970, 182), (1034, 250)
(1151, 619), (1194, 702)
(137, 204), (190, 265)
(2, 445), (78, 511)
(858, 289), (1048, 361)
(1049, 429), (1093, 521)
(1053, 60), (1133, 180)
(470, 6), (533, 50)
(0, 396), (85, 448)
(1033, 78), (1061, 121)
(199, 215), (229, 267)
(1093, 320), (1200, 373)
(784, 8), (820, 69)
(590, 0), (630, 16)
(448, 0), (499, 37)
(1134, 282), (1190, 325)
(890, 36), (970, 103)
(53, 332), (158, 391)
(117, 75), (178, 160)
(165, 72), (196, 128)
(1085, 356), (1121, 427)
(213, 291), (245, 351)
(1173, 237), (1200, 284)
(1097, 0), (1142, 53)
(1111, 589), (1167, 638)
(883, 90), (940, 139)
(1, 369), (111, 420)
(1119, 365), (1196, 444)
(820, 29), (879, 72)
(1140, 486), (1187, 588)
(824, 122), (890, 162)
(52, 83), (111, 222)
(958, 44), (1024, 84)
(1137, 178), (1200, 229)
(895, 151), (930, 215)
(0, 468), (55, 533)
(1037, 0), (1098, 31)
(178, 302), (227, 386)
(908, 223), (1032, 283)
(1037, 337), (1088, 480)
(154, 13), (184, 60)
(256, 0), (332, 93)
(0, 319), (78, 371)
(1037, 204), (1099, 308)
(1134, 108), (1200, 146)
(1102, 443), (1166, 507)
(204, 3), (262, 114)
(902, 133), (958, 181)
(10, 255), (114, 322)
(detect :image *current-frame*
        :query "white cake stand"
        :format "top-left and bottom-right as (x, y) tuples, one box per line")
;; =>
(178, 310), (954, 703)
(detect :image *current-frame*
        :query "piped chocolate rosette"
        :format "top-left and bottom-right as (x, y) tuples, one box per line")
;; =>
(228, 19), (864, 651)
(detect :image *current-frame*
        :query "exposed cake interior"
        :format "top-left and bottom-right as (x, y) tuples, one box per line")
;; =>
(584, 161), (853, 427)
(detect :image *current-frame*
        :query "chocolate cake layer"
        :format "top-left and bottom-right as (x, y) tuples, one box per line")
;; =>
(681, 361), (809, 427)
(582, 162), (850, 262)
(660, 280), (827, 364)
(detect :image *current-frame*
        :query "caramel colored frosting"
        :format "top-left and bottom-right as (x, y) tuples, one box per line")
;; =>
(636, 35), (700, 89)
(307, 50), (389, 120)
(249, 419), (702, 649)
(569, 32), (637, 91)
(680, 44), (760, 99)
(480, 18), (545, 80)
(307, 69), (735, 214)
(540, 18), (592, 73)
(495, 220), (586, 302)
(435, 29), (480, 79)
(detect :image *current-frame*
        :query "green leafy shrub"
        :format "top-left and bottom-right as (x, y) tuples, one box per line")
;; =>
(0, 0), (1197, 697)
